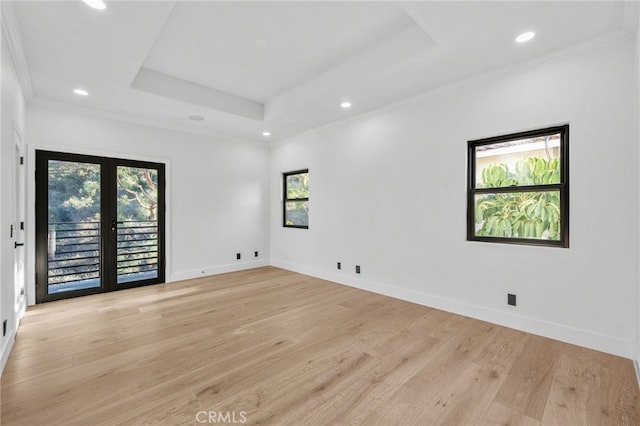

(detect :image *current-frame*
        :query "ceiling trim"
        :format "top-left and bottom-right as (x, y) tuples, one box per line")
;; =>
(131, 67), (264, 121)
(265, 24), (434, 122)
(29, 97), (267, 148)
(1, 2), (33, 100)
(273, 27), (635, 148)
(32, 25), (635, 151)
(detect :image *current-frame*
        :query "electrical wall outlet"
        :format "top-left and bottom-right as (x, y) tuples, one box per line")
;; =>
(355, 265), (361, 274)
(508, 293), (516, 306)
(236, 253), (241, 260)
(337, 262), (341, 270)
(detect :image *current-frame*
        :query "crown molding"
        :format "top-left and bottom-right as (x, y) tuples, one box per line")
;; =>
(275, 27), (635, 147)
(1, 2), (33, 100)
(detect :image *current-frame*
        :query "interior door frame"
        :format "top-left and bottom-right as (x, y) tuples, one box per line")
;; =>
(35, 150), (166, 303)
(13, 125), (26, 316)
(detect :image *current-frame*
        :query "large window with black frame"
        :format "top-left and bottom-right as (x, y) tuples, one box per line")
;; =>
(283, 169), (309, 229)
(467, 125), (569, 247)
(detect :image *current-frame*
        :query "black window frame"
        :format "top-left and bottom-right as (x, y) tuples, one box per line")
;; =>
(467, 125), (569, 248)
(283, 169), (309, 229)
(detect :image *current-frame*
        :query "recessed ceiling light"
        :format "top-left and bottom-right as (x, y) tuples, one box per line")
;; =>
(82, 0), (106, 10)
(262, 131), (271, 137)
(515, 31), (535, 43)
(73, 89), (89, 96)
(340, 101), (352, 109)
(188, 115), (204, 121)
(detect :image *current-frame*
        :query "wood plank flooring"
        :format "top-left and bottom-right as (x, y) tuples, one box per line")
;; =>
(1, 266), (639, 425)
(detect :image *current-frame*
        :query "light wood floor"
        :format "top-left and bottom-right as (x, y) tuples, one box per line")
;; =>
(2, 267), (639, 425)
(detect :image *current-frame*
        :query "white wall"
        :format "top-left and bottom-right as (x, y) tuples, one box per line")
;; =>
(25, 104), (270, 305)
(635, 13), (640, 371)
(1, 22), (26, 372)
(270, 39), (638, 359)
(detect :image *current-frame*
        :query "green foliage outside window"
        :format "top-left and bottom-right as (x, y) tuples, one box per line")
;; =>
(116, 167), (158, 221)
(48, 161), (101, 223)
(475, 157), (561, 240)
(48, 161), (157, 223)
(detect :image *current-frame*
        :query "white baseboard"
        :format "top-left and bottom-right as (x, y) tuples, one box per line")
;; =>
(1, 332), (16, 376)
(634, 360), (640, 390)
(271, 259), (633, 360)
(170, 259), (269, 282)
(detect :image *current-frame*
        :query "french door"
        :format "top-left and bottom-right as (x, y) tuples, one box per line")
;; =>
(35, 150), (165, 303)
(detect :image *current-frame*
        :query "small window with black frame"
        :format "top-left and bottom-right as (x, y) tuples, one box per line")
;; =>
(467, 125), (569, 247)
(283, 169), (309, 229)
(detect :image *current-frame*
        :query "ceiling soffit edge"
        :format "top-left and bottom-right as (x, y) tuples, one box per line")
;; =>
(271, 27), (636, 148)
(131, 67), (264, 121)
(28, 97), (266, 146)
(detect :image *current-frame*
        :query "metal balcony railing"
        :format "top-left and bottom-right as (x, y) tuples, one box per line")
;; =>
(48, 220), (158, 292)
(116, 221), (159, 283)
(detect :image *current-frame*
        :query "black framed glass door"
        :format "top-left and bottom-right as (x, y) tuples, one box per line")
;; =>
(36, 150), (165, 303)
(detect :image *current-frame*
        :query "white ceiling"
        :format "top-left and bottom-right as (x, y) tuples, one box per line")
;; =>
(9, 1), (638, 143)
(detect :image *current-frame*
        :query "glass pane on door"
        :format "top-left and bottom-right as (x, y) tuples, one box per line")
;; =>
(116, 166), (159, 284)
(47, 160), (101, 294)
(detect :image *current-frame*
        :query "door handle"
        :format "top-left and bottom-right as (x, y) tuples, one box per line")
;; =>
(14, 242), (24, 248)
